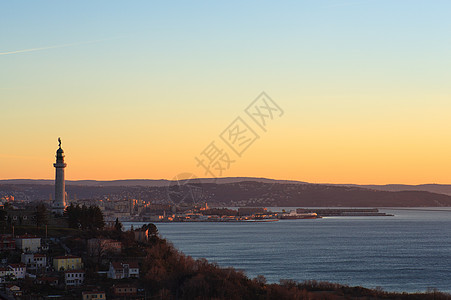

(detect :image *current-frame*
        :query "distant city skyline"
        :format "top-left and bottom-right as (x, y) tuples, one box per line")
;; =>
(1, 1), (450, 184)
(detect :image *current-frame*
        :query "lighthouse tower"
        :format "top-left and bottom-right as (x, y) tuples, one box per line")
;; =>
(53, 137), (67, 215)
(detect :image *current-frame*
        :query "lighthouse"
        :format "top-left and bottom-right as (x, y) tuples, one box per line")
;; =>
(53, 137), (67, 215)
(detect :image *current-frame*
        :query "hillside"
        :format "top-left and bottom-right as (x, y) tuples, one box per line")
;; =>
(356, 184), (451, 196)
(2, 178), (450, 196)
(0, 177), (306, 187)
(2, 181), (451, 207)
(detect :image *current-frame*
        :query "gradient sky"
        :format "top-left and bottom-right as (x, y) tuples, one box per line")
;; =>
(1, 1), (450, 184)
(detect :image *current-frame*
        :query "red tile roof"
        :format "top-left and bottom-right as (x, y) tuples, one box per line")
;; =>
(6, 284), (20, 289)
(8, 263), (26, 268)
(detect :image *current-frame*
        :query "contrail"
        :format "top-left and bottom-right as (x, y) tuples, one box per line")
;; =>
(0, 37), (121, 56)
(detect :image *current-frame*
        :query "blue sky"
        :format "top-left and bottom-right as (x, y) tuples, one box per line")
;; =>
(1, 1), (451, 183)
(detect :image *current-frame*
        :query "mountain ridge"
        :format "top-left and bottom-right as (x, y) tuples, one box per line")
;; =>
(1, 178), (450, 195)
(2, 180), (451, 207)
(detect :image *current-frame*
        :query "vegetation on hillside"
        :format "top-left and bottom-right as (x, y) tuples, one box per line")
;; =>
(3, 181), (451, 207)
(64, 203), (105, 230)
(2, 205), (451, 299)
(65, 220), (451, 300)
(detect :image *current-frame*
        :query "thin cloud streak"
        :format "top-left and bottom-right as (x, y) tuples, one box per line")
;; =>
(0, 37), (122, 56)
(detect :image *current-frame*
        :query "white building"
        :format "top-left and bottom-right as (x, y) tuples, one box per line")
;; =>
(108, 262), (139, 279)
(64, 270), (85, 286)
(8, 264), (26, 279)
(21, 253), (47, 269)
(15, 235), (41, 253)
(0, 267), (14, 283)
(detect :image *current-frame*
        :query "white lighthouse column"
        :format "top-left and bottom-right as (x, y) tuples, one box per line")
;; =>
(53, 138), (67, 215)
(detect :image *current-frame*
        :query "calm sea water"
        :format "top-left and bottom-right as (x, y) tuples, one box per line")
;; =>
(125, 208), (451, 293)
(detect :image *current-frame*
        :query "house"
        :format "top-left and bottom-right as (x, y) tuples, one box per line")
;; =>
(82, 291), (106, 300)
(21, 253), (47, 269)
(0, 234), (16, 251)
(64, 270), (85, 286)
(113, 284), (137, 296)
(6, 209), (35, 226)
(8, 263), (26, 279)
(108, 261), (139, 279)
(36, 276), (58, 286)
(53, 255), (83, 271)
(0, 267), (14, 283)
(87, 238), (122, 256)
(134, 228), (148, 243)
(6, 284), (22, 298)
(15, 234), (41, 252)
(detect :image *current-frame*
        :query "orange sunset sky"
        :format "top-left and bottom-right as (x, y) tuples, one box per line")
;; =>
(1, 1), (450, 184)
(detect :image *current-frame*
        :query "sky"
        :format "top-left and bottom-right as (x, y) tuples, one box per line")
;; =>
(1, 1), (450, 184)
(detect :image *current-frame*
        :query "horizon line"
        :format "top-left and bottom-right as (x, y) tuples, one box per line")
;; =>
(0, 177), (448, 186)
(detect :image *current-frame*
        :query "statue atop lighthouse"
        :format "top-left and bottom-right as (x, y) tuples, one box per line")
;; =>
(53, 137), (67, 215)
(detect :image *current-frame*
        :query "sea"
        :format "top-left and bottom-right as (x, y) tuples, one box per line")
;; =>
(124, 208), (451, 293)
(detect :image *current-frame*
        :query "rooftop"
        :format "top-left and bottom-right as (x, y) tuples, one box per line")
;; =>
(54, 255), (81, 260)
(111, 261), (139, 269)
(8, 263), (26, 268)
(65, 270), (85, 274)
(16, 234), (39, 239)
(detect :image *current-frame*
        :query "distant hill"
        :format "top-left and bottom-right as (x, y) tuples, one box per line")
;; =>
(0, 177), (306, 187)
(200, 182), (451, 207)
(1, 179), (451, 207)
(355, 184), (451, 196)
(1, 178), (450, 196)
